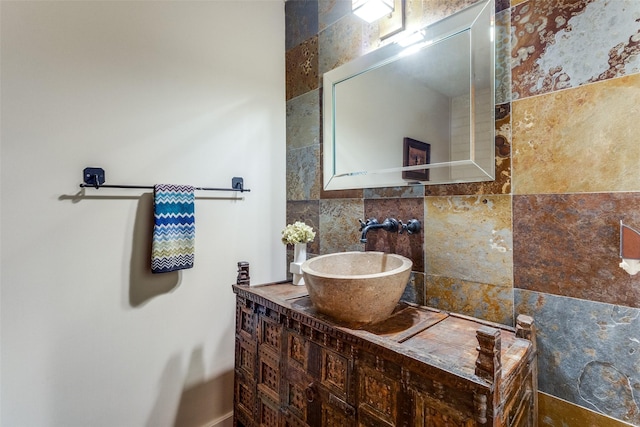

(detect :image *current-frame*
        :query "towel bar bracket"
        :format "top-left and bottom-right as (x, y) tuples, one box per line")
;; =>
(83, 167), (105, 189)
(232, 177), (244, 192)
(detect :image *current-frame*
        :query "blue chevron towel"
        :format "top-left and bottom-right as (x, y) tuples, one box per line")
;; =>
(151, 184), (195, 274)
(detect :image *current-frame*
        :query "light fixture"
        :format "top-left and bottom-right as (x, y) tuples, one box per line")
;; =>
(352, 0), (394, 23)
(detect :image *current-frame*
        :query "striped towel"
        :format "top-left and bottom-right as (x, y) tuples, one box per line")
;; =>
(151, 184), (195, 273)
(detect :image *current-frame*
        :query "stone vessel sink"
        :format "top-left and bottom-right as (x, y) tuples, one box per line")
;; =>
(301, 251), (412, 325)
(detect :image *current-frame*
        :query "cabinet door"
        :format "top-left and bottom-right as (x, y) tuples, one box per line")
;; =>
(234, 368), (257, 427)
(318, 345), (351, 400)
(357, 363), (400, 426)
(283, 330), (312, 424)
(413, 391), (477, 427)
(236, 336), (256, 382)
(284, 330), (357, 426)
(283, 362), (313, 425)
(282, 368), (357, 427)
(256, 312), (284, 403)
(316, 386), (356, 427)
(237, 301), (257, 341)
(256, 393), (281, 427)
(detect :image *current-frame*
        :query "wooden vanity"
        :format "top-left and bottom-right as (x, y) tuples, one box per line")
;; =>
(232, 281), (537, 427)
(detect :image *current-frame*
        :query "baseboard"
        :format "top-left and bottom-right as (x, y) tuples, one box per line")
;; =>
(210, 411), (233, 427)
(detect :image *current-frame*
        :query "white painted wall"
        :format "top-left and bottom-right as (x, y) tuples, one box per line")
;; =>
(0, 1), (285, 426)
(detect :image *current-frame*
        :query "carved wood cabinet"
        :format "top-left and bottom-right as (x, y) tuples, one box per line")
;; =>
(233, 282), (537, 427)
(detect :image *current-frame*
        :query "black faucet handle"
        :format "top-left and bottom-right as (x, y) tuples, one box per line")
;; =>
(399, 219), (421, 235)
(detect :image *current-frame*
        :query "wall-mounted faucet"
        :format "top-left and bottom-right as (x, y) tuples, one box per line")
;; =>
(358, 217), (421, 243)
(359, 218), (398, 243)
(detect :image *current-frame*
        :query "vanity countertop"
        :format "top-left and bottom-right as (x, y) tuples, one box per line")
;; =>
(233, 281), (533, 388)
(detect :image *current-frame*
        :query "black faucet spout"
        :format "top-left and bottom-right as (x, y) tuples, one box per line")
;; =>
(359, 218), (399, 243)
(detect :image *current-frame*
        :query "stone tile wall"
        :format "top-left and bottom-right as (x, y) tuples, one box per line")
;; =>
(285, 0), (640, 424)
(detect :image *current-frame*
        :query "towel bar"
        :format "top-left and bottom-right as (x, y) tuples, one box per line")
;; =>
(79, 167), (250, 192)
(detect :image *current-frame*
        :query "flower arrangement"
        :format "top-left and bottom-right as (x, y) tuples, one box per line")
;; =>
(281, 221), (315, 245)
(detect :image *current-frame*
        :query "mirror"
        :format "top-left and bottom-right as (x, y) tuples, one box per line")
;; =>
(323, 0), (495, 190)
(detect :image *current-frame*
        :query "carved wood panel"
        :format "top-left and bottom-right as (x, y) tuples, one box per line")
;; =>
(358, 364), (398, 425)
(234, 373), (256, 426)
(283, 363), (312, 423)
(321, 348), (349, 396)
(257, 394), (280, 427)
(322, 401), (355, 427)
(258, 347), (280, 403)
(260, 316), (283, 353)
(238, 302), (256, 341)
(288, 331), (308, 370)
(317, 388), (356, 427)
(236, 337), (256, 381)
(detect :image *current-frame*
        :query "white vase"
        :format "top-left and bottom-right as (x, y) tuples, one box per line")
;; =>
(290, 243), (307, 286)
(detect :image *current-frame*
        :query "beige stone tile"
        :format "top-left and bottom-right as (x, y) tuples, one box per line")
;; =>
(512, 74), (640, 194)
(426, 275), (514, 325)
(319, 198), (364, 254)
(424, 194), (513, 286)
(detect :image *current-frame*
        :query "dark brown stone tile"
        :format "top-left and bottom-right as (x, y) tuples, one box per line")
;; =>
(363, 198), (424, 272)
(286, 36), (319, 101)
(319, 187), (363, 200)
(513, 193), (640, 308)
(495, 0), (509, 13)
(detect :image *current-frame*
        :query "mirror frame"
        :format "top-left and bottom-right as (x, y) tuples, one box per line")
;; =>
(323, 0), (495, 190)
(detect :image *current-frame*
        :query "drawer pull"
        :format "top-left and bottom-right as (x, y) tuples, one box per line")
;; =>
(305, 383), (317, 402)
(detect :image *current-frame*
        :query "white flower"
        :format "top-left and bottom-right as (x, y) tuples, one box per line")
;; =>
(281, 221), (315, 245)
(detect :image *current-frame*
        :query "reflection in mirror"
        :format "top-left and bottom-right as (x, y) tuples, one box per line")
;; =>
(323, 0), (495, 190)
